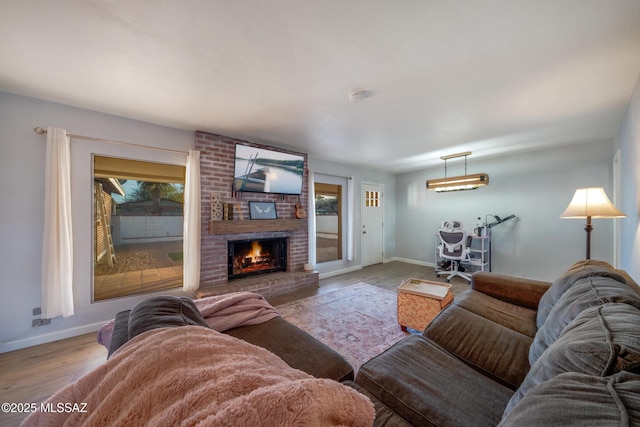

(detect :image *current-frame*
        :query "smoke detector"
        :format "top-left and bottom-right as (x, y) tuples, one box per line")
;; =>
(348, 90), (369, 103)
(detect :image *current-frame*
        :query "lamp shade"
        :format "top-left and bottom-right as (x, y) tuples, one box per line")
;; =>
(560, 187), (626, 219)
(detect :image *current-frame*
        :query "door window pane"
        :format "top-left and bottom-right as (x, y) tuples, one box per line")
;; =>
(365, 190), (380, 207)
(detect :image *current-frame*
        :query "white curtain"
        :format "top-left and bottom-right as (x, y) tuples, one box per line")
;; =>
(41, 127), (74, 318)
(183, 149), (201, 293)
(346, 176), (355, 261)
(308, 171), (317, 265)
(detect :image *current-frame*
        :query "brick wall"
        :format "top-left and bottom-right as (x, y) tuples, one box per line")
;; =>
(196, 131), (314, 297)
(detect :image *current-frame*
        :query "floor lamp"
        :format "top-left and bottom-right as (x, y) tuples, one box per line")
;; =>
(560, 187), (626, 260)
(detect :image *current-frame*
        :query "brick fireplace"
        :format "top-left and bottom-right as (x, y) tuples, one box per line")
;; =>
(195, 131), (318, 299)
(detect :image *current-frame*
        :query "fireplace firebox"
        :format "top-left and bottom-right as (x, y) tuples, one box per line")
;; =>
(228, 237), (287, 279)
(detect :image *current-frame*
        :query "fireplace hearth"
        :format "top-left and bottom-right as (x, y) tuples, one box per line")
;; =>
(228, 237), (287, 280)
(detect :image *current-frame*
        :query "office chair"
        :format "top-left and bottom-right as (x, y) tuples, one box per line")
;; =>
(437, 220), (472, 283)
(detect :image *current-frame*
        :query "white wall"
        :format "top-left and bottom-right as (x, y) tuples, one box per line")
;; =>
(307, 157), (396, 276)
(0, 92), (194, 352)
(394, 140), (618, 282)
(615, 73), (640, 282)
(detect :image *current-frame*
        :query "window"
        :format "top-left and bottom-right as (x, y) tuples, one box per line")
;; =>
(93, 155), (185, 301)
(365, 190), (380, 207)
(314, 182), (342, 263)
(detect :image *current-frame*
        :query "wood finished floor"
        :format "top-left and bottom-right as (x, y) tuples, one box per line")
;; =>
(0, 261), (468, 426)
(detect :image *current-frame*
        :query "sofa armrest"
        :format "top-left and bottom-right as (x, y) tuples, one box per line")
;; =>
(108, 310), (131, 358)
(471, 272), (551, 310)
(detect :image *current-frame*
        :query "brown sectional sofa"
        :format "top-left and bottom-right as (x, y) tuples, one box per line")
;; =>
(106, 260), (640, 426)
(350, 260), (640, 426)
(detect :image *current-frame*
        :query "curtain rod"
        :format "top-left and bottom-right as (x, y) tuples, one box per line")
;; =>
(33, 126), (189, 156)
(312, 171), (354, 180)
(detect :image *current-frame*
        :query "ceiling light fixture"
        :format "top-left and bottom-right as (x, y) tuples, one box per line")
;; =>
(426, 151), (489, 192)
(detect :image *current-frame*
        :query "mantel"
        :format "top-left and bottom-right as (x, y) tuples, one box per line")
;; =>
(208, 218), (308, 234)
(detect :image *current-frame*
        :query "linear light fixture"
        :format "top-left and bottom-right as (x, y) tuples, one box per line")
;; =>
(426, 151), (489, 192)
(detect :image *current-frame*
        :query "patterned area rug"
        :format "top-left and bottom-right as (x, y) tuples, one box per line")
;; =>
(276, 283), (408, 373)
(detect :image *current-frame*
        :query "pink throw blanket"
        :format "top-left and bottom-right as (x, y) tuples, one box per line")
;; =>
(194, 291), (280, 331)
(24, 326), (374, 427)
(97, 292), (280, 350)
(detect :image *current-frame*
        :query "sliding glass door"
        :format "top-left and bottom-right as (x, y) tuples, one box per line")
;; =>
(314, 182), (342, 263)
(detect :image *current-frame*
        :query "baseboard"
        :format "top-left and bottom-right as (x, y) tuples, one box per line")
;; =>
(318, 259), (435, 280)
(386, 256), (436, 268)
(0, 321), (106, 354)
(318, 265), (363, 279)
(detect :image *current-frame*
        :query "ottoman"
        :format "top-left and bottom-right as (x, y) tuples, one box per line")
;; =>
(397, 279), (454, 332)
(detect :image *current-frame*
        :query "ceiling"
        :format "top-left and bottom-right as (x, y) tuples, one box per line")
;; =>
(1, 1), (639, 172)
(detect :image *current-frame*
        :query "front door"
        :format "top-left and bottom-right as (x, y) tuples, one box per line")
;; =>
(361, 182), (384, 266)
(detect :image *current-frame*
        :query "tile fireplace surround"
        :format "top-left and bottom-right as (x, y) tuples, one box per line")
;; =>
(195, 131), (319, 299)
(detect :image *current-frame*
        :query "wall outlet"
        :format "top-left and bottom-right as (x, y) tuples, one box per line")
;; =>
(32, 318), (51, 327)
(32, 307), (41, 316)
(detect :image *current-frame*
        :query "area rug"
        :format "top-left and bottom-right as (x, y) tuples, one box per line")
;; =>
(276, 283), (407, 373)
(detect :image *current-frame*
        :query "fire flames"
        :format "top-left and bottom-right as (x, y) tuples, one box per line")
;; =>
(237, 240), (273, 271)
(248, 240), (262, 262)
(230, 238), (285, 279)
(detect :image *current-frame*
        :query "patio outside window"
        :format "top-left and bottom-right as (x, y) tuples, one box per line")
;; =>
(93, 155), (185, 301)
(314, 182), (342, 263)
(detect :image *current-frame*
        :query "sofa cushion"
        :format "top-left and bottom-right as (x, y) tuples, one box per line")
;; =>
(343, 381), (413, 427)
(506, 303), (640, 415)
(127, 295), (209, 340)
(530, 275), (640, 364)
(454, 289), (538, 337)
(226, 316), (354, 382)
(536, 260), (627, 328)
(616, 268), (640, 288)
(499, 371), (640, 426)
(356, 335), (513, 427)
(423, 303), (533, 389)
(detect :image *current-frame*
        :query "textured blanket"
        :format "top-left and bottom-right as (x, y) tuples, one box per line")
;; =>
(194, 291), (280, 331)
(97, 292), (280, 351)
(23, 326), (374, 427)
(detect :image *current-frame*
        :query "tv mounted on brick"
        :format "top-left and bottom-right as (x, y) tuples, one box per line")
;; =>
(233, 144), (304, 195)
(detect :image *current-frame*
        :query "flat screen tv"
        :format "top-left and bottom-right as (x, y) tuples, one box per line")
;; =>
(232, 144), (304, 195)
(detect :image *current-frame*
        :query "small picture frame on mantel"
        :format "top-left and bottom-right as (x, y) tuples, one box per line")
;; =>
(248, 201), (277, 220)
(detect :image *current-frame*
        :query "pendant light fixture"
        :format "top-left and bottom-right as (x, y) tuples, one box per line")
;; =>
(426, 151), (489, 192)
